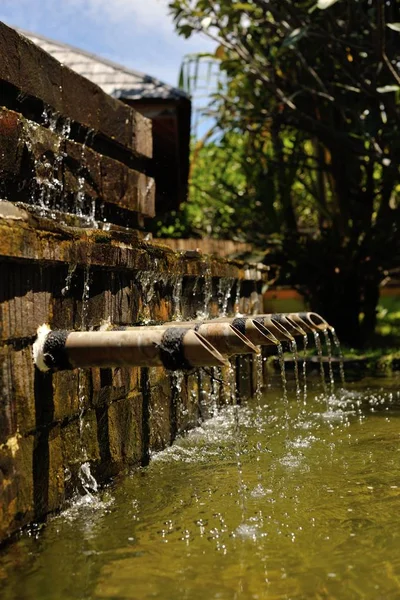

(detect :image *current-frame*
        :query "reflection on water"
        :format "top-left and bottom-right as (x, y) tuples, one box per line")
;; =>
(1, 374), (400, 600)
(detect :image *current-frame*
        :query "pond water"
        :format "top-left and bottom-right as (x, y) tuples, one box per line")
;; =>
(1, 373), (400, 600)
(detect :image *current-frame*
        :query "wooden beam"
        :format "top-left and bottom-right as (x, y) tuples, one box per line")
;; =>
(0, 22), (152, 159)
(0, 107), (155, 218)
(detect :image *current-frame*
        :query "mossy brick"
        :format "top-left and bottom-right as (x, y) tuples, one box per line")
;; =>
(0, 345), (36, 442)
(148, 367), (172, 451)
(235, 356), (253, 400)
(90, 366), (140, 408)
(107, 393), (143, 465)
(176, 372), (201, 434)
(60, 410), (100, 468)
(0, 261), (53, 342)
(197, 369), (217, 421)
(52, 370), (91, 422)
(0, 434), (34, 541)
(19, 32), (63, 108)
(0, 109), (24, 175)
(47, 425), (65, 512)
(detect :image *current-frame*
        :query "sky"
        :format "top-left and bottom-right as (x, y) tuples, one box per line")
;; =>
(0, 0), (215, 89)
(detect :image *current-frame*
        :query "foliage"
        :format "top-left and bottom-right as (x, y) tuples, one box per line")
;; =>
(167, 0), (400, 346)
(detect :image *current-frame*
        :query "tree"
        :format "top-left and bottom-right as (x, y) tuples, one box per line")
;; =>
(169, 0), (400, 346)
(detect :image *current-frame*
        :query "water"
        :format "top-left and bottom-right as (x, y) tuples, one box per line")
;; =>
(1, 375), (400, 599)
(290, 340), (301, 400)
(302, 334), (308, 405)
(197, 262), (213, 319)
(313, 331), (328, 396)
(323, 329), (335, 395)
(331, 328), (346, 385)
(172, 275), (183, 320)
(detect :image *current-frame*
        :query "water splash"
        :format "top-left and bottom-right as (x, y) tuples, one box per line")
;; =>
(331, 328), (346, 385)
(78, 461), (98, 497)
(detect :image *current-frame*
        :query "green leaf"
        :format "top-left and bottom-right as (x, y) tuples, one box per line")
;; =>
(232, 2), (257, 10)
(316, 0), (340, 9)
(376, 85), (400, 93)
(386, 23), (400, 33)
(282, 27), (307, 48)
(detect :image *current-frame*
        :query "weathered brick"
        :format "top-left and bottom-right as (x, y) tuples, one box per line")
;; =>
(107, 393), (143, 465)
(0, 434), (34, 541)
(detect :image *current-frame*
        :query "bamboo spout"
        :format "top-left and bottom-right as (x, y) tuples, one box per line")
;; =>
(33, 324), (229, 372)
(129, 321), (259, 356)
(252, 316), (295, 342)
(289, 312), (330, 332)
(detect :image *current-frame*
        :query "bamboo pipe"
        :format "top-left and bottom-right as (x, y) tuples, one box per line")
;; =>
(188, 315), (293, 344)
(251, 316), (296, 342)
(288, 312), (330, 332)
(231, 318), (281, 346)
(33, 324), (229, 372)
(123, 321), (259, 356)
(268, 314), (307, 337)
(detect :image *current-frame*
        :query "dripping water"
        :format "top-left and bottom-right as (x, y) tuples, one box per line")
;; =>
(171, 371), (186, 435)
(290, 339), (301, 400)
(302, 334), (308, 405)
(253, 353), (266, 494)
(276, 343), (289, 439)
(172, 275), (183, 320)
(76, 262), (98, 496)
(218, 278), (234, 317)
(323, 329), (335, 395)
(228, 361), (247, 525)
(331, 328), (346, 385)
(313, 331), (328, 398)
(139, 271), (156, 323)
(234, 281), (242, 316)
(75, 129), (96, 225)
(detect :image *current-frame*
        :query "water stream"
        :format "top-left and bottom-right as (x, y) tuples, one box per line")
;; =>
(2, 375), (399, 599)
(302, 334), (308, 405)
(323, 329), (335, 395)
(313, 331), (328, 397)
(331, 327), (346, 385)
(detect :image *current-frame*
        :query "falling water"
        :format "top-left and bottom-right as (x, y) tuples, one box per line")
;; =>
(253, 353), (266, 493)
(197, 262), (212, 319)
(234, 281), (242, 316)
(217, 278), (234, 317)
(323, 329), (335, 395)
(313, 331), (328, 397)
(31, 107), (72, 218)
(77, 262), (98, 496)
(172, 275), (183, 320)
(290, 339), (301, 400)
(75, 129), (96, 225)
(302, 334), (308, 405)
(276, 343), (289, 437)
(228, 361), (247, 525)
(171, 371), (186, 435)
(331, 328), (346, 385)
(139, 271), (156, 323)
